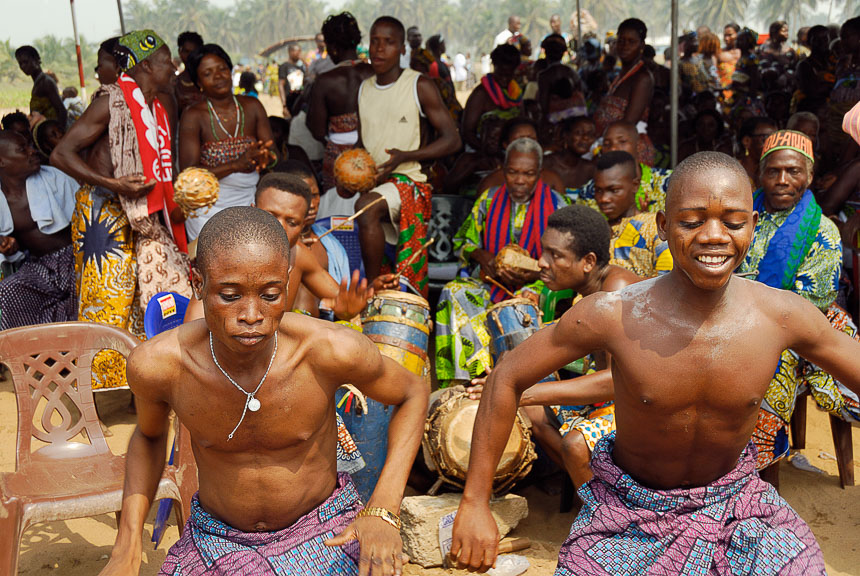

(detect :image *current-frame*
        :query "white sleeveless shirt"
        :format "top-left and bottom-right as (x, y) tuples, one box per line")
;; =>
(358, 68), (426, 183)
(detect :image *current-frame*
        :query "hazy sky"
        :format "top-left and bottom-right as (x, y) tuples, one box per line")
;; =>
(0, 0), (350, 46)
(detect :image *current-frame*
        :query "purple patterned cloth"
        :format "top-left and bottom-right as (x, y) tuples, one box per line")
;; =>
(160, 473), (361, 575)
(0, 244), (76, 330)
(555, 433), (825, 575)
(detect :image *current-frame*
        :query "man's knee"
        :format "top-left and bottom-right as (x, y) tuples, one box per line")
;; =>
(355, 192), (388, 225)
(523, 406), (557, 441)
(561, 431), (590, 462)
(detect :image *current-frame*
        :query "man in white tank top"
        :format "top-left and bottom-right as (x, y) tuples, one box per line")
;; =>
(353, 16), (461, 297)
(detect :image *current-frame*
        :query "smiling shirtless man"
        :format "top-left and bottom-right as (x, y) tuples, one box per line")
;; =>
(451, 151), (860, 575)
(100, 206), (428, 576)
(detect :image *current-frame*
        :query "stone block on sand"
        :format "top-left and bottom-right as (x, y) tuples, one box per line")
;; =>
(400, 492), (528, 567)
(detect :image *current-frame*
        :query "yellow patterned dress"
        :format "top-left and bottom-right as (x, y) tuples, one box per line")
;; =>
(609, 212), (673, 278)
(72, 184), (143, 389)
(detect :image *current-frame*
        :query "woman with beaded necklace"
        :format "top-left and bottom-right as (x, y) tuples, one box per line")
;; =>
(593, 18), (656, 166)
(178, 43), (274, 242)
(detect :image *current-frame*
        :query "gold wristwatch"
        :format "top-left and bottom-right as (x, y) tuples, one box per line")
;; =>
(356, 506), (402, 530)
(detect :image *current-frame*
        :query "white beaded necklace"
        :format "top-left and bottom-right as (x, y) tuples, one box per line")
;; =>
(209, 331), (278, 440)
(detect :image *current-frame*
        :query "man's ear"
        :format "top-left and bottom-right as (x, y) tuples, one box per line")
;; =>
(656, 210), (667, 241)
(191, 267), (204, 300)
(582, 251), (597, 274)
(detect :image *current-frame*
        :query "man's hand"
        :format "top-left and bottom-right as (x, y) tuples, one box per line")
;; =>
(0, 236), (19, 256)
(111, 175), (156, 199)
(449, 500), (500, 572)
(376, 148), (412, 183)
(324, 270), (374, 321)
(470, 249), (497, 279)
(371, 273), (400, 292)
(466, 369), (490, 401)
(325, 516), (406, 576)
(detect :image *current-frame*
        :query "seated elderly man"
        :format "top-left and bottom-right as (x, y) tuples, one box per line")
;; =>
(737, 130), (860, 470)
(0, 131), (78, 329)
(568, 120), (671, 213)
(593, 151), (673, 278)
(435, 138), (569, 385)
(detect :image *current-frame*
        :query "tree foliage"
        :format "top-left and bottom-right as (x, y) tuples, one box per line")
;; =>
(2, 0), (851, 70)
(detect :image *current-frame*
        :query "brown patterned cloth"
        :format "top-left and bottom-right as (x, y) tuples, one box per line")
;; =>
(98, 83), (191, 308)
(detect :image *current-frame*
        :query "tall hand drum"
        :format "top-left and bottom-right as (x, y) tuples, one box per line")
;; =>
(340, 291), (432, 501)
(486, 298), (558, 382)
(362, 291), (432, 379)
(423, 386), (536, 495)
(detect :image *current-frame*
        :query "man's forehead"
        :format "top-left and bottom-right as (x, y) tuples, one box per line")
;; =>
(671, 171), (752, 211)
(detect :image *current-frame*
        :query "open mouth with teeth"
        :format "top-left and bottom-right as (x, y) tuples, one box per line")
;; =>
(696, 254), (731, 267)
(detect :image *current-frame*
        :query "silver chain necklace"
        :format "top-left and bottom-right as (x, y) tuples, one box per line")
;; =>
(209, 331), (278, 440)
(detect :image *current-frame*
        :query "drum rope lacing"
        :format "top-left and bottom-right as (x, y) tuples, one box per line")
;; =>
(209, 331), (278, 440)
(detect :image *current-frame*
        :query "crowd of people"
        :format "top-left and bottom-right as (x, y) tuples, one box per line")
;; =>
(1, 8), (860, 576)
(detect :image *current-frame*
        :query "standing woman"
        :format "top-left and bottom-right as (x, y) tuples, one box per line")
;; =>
(593, 19), (655, 166)
(719, 23), (741, 98)
(178, 44), (274, 242)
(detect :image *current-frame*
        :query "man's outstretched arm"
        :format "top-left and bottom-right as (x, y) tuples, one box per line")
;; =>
(450, 295), (610, 572)
(99, 343), (174, 576)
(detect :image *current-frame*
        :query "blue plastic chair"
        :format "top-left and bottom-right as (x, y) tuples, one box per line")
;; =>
(143, 292), (190, 547)
(315, 216), (365, 279)
(143, 292), (190, 340)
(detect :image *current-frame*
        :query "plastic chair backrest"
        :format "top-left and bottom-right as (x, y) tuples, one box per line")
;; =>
(0, 322), (139, 468)
(144, 292), (191, 340)
(428, 195), (474, 263)
(315, 216), (365, 277)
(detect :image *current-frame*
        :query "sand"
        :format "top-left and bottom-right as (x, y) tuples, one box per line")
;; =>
(2, 378), (858, 576)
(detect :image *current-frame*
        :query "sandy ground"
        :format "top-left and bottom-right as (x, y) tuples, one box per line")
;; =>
(2, 376), (858, 576)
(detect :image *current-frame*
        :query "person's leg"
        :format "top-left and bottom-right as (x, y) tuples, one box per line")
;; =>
(561, 430), (593, 488)
(522, 405), (565, 469)
(355, 191), (388, 283)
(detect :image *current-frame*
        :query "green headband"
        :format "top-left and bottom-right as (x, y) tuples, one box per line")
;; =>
(116, 30), (165, 72)
(760, 130), (815, 163)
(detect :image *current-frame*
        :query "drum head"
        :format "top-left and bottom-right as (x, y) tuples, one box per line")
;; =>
(373, 290), (430, 310)
(439, 398), (525, 476)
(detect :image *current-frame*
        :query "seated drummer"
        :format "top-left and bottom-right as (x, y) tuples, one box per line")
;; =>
(451, 152), (860, 574)
(467, 205), (639, 488)
(185, 172), (368, 323)
(593, 151), (673, 278)
(277, 161), (352, 318)
(99, 206), (428, 575)
(435, 138), (569, 387)
(568, 120), (671, 213)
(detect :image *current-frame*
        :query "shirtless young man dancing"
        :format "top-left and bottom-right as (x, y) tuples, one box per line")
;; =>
(451, 152), (860, 574)
(100, 206), (428, 576)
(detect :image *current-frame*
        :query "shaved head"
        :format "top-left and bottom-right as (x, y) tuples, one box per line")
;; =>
(0, 130), (26, 155)
(196, 206), (290, 278)
(666, 151), (751, 212)
(606, 120), (638, 140)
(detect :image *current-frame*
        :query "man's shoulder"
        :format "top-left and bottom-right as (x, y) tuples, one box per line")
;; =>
(815, 213), (841, 245)
(128, 322), (200, 391)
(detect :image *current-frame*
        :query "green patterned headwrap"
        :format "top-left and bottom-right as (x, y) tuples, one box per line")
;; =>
(116, 30), (166, 72)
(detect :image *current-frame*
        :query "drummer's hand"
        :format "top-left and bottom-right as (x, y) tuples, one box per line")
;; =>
(450, 498), (499, 572)
(326, 270), (374, 321)
(497, 266), (525, 289)
(466, 370), (490, 400)
(0, 235), (18, 256)
(371, 273), (400, 292)
(325, 516), (407, 576)
(470, 249), (497, 279)
(251, 140), (275, 170)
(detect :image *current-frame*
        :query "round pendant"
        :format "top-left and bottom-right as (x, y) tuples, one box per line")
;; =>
(248, 397), (261, 412)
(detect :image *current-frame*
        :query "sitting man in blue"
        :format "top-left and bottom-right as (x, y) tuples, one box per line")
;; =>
(435, 138), (568, 386)
(567, 120), (671, 213)
(737, 129), (859, 471)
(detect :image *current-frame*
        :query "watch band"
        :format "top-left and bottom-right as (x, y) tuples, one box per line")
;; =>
(356, 506), (402, 530)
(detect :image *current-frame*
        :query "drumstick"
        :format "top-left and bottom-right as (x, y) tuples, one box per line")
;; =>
(485, 276), (517, 300)
(497, 537), (531, 554)
(395, 237), (435, 276)
(316, 195), (387, 241)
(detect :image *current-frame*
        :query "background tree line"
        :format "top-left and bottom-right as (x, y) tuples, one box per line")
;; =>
(1, 0), (854, 88)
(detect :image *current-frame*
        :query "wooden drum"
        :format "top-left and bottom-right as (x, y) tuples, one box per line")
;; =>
(361, 290), (432, 379)
(423, 386), (536, 495)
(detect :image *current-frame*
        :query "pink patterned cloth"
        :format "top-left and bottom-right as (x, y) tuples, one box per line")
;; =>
(555, 433), (825, 575)
(159, 473), (361, 575)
